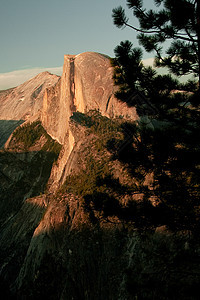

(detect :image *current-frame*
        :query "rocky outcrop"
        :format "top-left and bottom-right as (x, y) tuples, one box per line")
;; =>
(41, 52), (138, 190)
(0, 52), (159, 299)
(2, 52), (198, 300)
(41, 52), (138, 145)
(11, 193), (127, 300)
(0, 72), (60, 148)
(0, 118), (198, 299)
(0, 72), (60, 121)
(0, 120), (24, 148)
(0, 120), (62, 229)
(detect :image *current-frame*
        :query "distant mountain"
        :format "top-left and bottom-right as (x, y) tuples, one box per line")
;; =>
(0, 71), (60, 121)
(0, 52), (198, 300)
(0, 71), (60, 148)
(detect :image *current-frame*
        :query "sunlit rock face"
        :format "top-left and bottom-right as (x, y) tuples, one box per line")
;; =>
(0, 71), (60, 121)
(41, 52), (138, 145)
(0, 52), (198, 300)
(0, 72), (60, 148)
(40, 52), (138, 191)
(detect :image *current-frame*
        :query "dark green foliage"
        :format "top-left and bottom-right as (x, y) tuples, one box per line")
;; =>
(12, 120), (62, 193)
(71, 110), (122, 152)
(0, 121), (62, 226)
(111, 40), (187, 116)
(61, 155), (110, 197)
(61, 111), (127, 222)
(111, 0), (200, 232)
(71, 110), (120, 136)
(41, 136), (62, 156)
(112, 0), (200, 86)
(84, 192), (120, 218)
(112, 6), (128, 28)
(12, 120), (62, 155)
(13, 121), (43, 148)
(111, 39), (200, 116)
(67, 109), (200, 231)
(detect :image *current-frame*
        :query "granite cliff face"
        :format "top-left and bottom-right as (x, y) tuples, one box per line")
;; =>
(1, 52), (198, 299)
(0, 71), (59, 121)
(1, 111), (198, 300)
(41, 52), (137, 144)
(0, 53), (140, 299)
(0, 72), (60, 148)
(41, 52), (138, 191)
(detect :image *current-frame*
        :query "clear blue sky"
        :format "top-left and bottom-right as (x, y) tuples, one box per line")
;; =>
(0, 0), (156, 89)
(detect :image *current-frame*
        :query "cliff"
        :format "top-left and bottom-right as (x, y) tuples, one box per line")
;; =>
(0, 53), (199, 300)
(1, 111), (199, 300)
(0, 71), (60, 148)
(0, 71), (60, 121)
(41, 52), (137, 144)
(41, 52), (138, 191)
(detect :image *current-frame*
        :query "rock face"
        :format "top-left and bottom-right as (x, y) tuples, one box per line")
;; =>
(0, 72), (60, 148)
(0, 121), (61, 229)
(0, 71), (60, 121)
(0, 120), (24, 148)
(41, 52), (138, 191)
(41, 52), (137, 144)
(0, 54), (140, 299)
(4, 52), (199, 300)
(1, 111), (198, 300)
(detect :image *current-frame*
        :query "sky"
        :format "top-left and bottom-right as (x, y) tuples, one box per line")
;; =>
(0, 0), (156, 90)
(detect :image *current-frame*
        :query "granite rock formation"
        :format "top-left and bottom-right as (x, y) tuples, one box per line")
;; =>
(1, 52), (197, 300)
(0, 71), (60, 121)
(41, 52), (138, 191)
(0, 71), (60, 148)
(41, 52), (137, 144)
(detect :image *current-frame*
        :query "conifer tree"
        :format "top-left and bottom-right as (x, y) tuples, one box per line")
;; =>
(111, 0), (200, 232)
(112, 0), (200, 91)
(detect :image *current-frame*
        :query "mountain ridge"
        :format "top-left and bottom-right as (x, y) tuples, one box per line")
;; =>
(0, 52), (199, 299)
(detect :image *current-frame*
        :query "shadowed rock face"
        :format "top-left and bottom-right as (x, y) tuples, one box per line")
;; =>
(0, 120), (24, 148)
(0, 72), (60, 121)
(41, 52), (138, 145)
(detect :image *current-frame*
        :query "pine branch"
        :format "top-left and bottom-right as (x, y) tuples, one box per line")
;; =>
(124, 22), (159, 34)
(185, 27), (198, 54)
(173, 34), (197, 42)
(123, 21), (197, 42)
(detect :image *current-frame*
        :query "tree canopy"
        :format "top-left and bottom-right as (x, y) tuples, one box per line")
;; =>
(112, 0), (200, 88)
(111, 1), (200, 233)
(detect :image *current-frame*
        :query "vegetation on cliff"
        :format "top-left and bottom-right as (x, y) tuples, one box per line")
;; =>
(54, 108), (199, 235)
(12, 120), (61, 155)
(0, 121), (62, 227)
(16, 110), (200, 300)
(1, 1), (200, 296)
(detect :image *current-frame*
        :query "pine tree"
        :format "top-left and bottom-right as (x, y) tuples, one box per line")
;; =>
(112, 0), (200, 91)
(111, 0), (200, 232)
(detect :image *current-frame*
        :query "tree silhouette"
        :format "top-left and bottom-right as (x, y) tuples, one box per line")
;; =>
(111, 0), (200, 232)
(112, 0), (200, 91)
